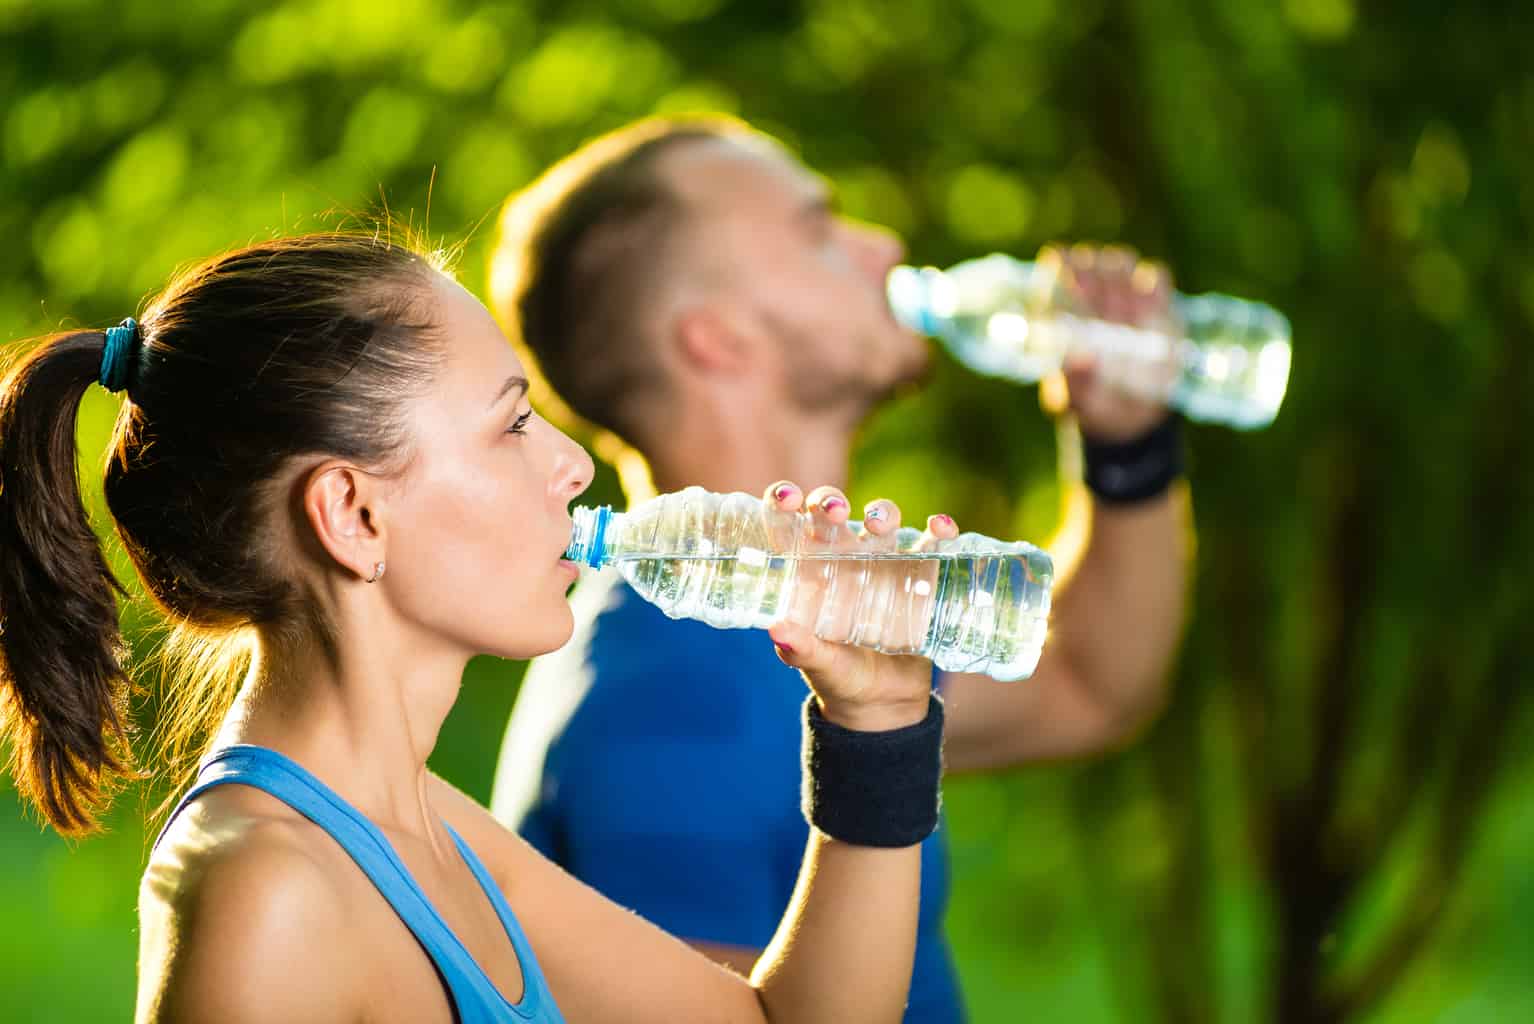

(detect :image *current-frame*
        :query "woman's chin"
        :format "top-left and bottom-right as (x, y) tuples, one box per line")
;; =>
(486, 607), (576, 662)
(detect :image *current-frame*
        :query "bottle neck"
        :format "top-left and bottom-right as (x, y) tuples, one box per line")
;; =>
(888, 258), (1041, 338)
(565, 505), (619, 569)
(886, 264), (949, 337)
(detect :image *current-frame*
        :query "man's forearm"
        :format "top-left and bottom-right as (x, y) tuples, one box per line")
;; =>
(1047, 479), (1191, 730)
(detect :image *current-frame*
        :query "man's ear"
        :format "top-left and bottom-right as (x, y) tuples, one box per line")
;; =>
(672, 304), (756, 375)
(301, 461), (386, 581)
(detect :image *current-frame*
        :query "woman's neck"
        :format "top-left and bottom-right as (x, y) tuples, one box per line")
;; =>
(216, 626), (468, 840)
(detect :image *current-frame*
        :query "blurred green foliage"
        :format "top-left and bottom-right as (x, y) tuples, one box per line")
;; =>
(3, 1), (1532, 1021)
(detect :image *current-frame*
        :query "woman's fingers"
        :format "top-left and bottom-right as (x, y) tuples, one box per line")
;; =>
(765, 479), (804, 512)
(771, 484), (934, 550)
(908, 511), (958, 556)
(805, 485), (851, 523)
(769, 617), (818, 667)
(862, 499), (900, 537)
(769, 618), (864, 700)
(770, 493), (954, 716)
(926, 513), (959, 541)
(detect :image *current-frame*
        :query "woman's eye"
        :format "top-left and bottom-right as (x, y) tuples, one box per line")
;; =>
(507, 411), (532, 435)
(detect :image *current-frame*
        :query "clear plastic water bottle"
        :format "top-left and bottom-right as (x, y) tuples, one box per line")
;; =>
(564, 487), (1055, 682)
(887, 253), (1292, 429)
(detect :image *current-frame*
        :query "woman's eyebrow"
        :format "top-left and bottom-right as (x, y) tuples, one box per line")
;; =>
(488, 375), (530, 410)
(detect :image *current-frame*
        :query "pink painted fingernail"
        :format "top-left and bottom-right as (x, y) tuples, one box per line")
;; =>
(822, 496), (847, 513)
(936, 514), (955, 529)
(773, 484), (795, 502)
(775, 641), (795, 656)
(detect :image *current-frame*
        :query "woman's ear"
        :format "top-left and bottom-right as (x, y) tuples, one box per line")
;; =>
(301, 461), (386, 581)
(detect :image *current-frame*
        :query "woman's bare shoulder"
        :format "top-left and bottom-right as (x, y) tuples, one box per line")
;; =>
(137, 789), (362, 1023)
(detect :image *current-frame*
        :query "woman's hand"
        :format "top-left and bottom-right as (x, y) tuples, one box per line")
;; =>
(760, 481), (957, 733)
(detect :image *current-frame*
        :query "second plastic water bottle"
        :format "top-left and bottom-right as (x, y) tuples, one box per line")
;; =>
(564, 487), (1055, 682)
(887, 253), (1292, 429)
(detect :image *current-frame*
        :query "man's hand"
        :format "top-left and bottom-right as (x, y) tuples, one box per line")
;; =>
(1036, 243), (1177, 442)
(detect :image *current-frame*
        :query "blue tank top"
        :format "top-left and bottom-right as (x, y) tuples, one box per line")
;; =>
(155, 745), (564, 1023)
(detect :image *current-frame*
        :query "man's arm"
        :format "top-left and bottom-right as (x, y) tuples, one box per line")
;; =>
(943, 244), (1193, 773)
(943, 477), (1190, 773)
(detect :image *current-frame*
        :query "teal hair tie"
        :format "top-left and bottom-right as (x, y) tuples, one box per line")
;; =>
(99, 317), (139, 393)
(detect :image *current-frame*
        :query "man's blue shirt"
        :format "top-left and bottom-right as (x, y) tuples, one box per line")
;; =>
(495, 574), (965, 1023)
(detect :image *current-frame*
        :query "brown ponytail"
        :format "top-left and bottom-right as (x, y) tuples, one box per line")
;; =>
(0, 330), (135, 835)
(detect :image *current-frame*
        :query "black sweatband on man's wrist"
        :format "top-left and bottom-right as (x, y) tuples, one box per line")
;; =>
(1081, 414), (1185, 504)
(801, 694), (944, 848)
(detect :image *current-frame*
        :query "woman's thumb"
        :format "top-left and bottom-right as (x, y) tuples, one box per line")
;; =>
(768, 618), (823, 672)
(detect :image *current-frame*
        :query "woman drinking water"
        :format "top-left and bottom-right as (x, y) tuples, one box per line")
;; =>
(0, 233), (953, 1023)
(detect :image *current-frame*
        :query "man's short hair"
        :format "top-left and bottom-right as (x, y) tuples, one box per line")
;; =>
(489, 114), (748, 449)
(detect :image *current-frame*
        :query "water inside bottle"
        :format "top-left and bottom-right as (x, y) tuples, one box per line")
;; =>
(610, 542), (1052, 681)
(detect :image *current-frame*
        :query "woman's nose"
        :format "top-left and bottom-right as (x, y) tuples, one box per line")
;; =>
(560, 437), (596, 502)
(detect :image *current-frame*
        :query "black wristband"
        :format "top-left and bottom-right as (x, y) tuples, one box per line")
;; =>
(801, 695), (944, 848)
(1081, 414), (1184, 504)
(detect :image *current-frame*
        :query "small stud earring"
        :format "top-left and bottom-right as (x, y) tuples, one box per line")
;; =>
(366, 561), (386, 584)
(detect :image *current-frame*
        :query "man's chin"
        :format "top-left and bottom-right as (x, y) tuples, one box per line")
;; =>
(869, 359), (933, 407)
(891, 346), (935, 391)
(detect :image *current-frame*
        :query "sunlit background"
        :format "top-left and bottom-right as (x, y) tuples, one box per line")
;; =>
(3, 0), (1532, 1020)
